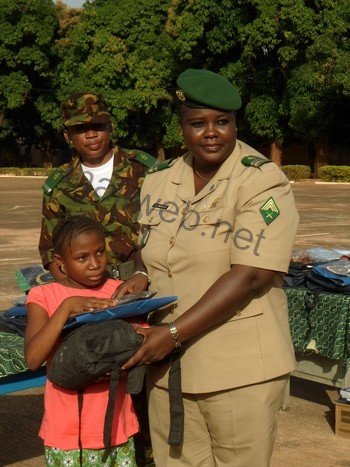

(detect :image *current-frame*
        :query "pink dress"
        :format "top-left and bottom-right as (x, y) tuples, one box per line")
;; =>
(26, 278), (139, 450)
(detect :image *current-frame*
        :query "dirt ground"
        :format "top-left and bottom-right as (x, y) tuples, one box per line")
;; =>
(1, 177), (350, 466)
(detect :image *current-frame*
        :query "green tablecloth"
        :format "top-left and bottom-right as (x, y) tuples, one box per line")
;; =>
(285, 287), (350, 367)
(0, 331), (28, 377)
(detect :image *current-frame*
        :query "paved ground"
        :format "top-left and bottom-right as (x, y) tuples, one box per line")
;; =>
(0, 177), (44, 310)
(0, 177), (350, 466)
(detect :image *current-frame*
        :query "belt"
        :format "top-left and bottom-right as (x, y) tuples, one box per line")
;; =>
(106, 260), (134, 280)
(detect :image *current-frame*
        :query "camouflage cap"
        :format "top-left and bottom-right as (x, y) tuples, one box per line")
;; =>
(61, 91), (112, 127)
(176, 68), (242, 112)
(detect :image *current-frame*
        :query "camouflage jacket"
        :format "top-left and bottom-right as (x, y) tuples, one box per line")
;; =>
(39, 146), (156, 269)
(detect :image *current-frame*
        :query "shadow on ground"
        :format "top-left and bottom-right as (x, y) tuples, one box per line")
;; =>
(0, 390), (44, 466)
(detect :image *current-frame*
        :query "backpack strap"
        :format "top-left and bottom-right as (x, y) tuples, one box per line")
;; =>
(77, 389), (84, 466)
(167, 350), (184, 445)
(102, 365), (120, 463)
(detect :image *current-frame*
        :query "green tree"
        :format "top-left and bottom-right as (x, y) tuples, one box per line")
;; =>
(166, 0), (292, 162)
(0, 0), (59, 166)
(287, 0), (350, 174)
(1, 0), (348, 169)
(166, 0), (350, 170)
(55, 0), (178, 158)
(238, 0), (320, 165)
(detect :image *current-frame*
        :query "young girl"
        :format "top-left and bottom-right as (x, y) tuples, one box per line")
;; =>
(25, 216), (138, 466)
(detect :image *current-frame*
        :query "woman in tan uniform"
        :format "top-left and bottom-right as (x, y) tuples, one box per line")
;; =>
(118, 68), (299, 467)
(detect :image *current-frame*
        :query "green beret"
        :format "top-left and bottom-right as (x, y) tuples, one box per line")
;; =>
(176, 68), (242, 112)
(61, 91), (111, 127)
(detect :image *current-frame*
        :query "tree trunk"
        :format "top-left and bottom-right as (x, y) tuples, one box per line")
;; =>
(156, 142), (165, 161)
(39, 145), (53, 168)
(270, 140), (283, 166)
(313, 134), (330, 177)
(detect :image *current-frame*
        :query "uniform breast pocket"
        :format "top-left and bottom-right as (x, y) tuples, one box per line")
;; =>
(138, 213), (163, 247)
(182, 207), (234, 246)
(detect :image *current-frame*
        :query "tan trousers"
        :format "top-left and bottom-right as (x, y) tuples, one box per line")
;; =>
(147, 375), (288, 467)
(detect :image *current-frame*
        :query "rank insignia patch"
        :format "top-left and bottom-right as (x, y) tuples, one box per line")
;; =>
(259, 197), (280, 225)
(241, 155), (272, 168)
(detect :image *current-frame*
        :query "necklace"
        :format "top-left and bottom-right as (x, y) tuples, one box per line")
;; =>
(193, 166), (213, 181)
(64, 276), (73, 288)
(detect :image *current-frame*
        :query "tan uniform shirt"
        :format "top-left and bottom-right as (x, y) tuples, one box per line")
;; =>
(139, 140), (299, 393)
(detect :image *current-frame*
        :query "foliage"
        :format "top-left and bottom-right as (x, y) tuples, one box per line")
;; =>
(0, 167), (51, 175)
(166, 0), (350, 165)
(318, 166), (350, 182)
(54, 0), (177, 151)
(287, 0), (350, 142)
(0, 0), (349, 166)
(282, 165), (311, 181)
(245, 95), (283, 142)
(0, 0), (59, 150)
(2, 165), (350, 183)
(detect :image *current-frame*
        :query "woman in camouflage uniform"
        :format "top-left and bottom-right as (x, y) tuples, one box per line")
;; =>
(39, 91), (156, 284)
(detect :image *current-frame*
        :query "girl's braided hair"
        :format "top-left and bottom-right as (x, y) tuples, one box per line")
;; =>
(52, 216), (105, 255)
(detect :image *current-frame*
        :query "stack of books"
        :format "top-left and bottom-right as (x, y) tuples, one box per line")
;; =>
(339, 387), (350, 403)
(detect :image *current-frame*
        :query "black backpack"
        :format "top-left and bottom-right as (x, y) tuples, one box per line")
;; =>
(48, 319), (184, 463)
(48, 319), (146, 463)
(283, 262), (312, 288)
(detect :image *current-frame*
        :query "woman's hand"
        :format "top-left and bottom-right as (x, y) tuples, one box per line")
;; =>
(112, 273), (149, 299)
(121, 325), (176, 369)
(122, 265), (279, 373)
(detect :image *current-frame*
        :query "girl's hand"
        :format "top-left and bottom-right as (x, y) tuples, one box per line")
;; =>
(62, 296), (118, 318)
(121, 325), (176, 370)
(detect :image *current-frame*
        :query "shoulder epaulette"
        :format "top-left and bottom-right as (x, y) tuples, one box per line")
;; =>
(41, 168), (66, 195)
(241, 155), (272, 168)
(132, 150), (158, 169)
(147, 158), (176, 174)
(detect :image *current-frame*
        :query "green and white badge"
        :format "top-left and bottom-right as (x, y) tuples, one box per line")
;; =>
(138, 225), (150, 247)
(259, 197), (280, 225)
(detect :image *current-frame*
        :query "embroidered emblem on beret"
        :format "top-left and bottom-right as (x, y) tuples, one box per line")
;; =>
(176, 90), (186, 102)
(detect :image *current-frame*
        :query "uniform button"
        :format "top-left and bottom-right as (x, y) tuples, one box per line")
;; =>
(148, 217), (153, 222)
(202, 216), (209, 223)
(169, 236), (175, 245)
(167, 270), (172, 278)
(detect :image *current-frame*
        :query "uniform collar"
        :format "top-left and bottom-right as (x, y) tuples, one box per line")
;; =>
(173, 142), (241, 203)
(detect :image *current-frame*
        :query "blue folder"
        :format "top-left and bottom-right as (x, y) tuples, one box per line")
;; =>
(4, 305), (27, 317)
(63, 296), (177, 330)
